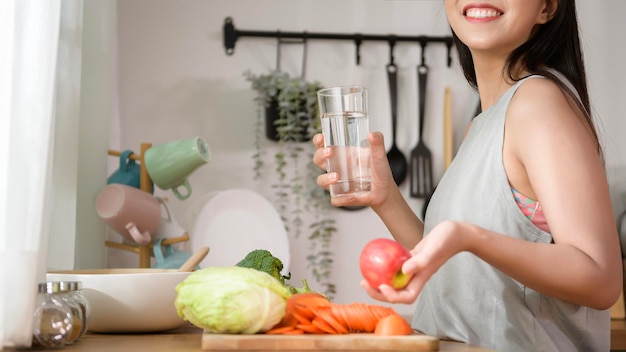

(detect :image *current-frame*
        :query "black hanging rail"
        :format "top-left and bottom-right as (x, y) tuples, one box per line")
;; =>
(223, 17), (454, 67)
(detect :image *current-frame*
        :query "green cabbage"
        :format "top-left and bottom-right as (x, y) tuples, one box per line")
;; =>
(174, 266), (290, 334)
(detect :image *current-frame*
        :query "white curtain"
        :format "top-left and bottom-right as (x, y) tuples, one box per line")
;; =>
(0, 0), (83, 348)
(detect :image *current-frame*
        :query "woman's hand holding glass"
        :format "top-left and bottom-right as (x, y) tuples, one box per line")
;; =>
(312, 131), (396, 209)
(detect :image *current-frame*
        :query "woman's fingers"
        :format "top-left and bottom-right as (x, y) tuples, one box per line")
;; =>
(368, 132), (394, 181)
(312, 134), (330, 170)
(312, 133), (324, 148)
(360, 279), (422, 304)
(316, 172), (336, 189)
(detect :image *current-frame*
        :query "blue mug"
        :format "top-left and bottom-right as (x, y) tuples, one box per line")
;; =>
(151, 238), (198, 270)
(107, 150), (154, 192)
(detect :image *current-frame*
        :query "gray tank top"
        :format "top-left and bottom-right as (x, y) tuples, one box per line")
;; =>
(412, 75), (610, 351)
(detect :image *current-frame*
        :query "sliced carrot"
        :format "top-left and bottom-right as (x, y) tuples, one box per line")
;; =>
(360, 303), (379, 332)
(374, 314), (414, 336)
(287, 293), (329, 311)
(281, 328), (305, 335)
(278, 300), (405, 335)
(343, 303), (363, 332)
(265, 325), (298, 334)
(338, 304), (357, 332)
(295, 324), (326, 334)
(312, 306), (348, 334)
(311, 316), (336, 334)
(291, 308), (313, 325)
(351, 303), (371, 332)
(329, 303), (348, 331)
(369, 304), (398, 320)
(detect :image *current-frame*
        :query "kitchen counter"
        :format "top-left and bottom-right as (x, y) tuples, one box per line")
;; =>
(13, 319), (626, 351)
(18, 324), (494, 352)
(611, 319), (626, 350)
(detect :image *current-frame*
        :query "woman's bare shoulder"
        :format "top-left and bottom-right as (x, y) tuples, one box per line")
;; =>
(506, 76), (589, 141)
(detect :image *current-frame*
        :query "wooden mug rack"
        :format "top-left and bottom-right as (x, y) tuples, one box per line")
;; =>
(104, 142), (190, 268)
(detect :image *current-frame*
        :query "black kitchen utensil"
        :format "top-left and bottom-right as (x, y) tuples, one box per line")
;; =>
(386, 63), (408, 185)
(410, 60), (434, 198)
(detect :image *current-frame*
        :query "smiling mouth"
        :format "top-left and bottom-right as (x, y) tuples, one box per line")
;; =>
(465, 8), (503, 19)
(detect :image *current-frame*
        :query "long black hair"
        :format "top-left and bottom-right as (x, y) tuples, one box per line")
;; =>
(452, 0), (599, 152)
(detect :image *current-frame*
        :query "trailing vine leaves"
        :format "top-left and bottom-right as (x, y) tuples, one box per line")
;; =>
(306, 155), (338, 298)
(245, 69), (337, 298)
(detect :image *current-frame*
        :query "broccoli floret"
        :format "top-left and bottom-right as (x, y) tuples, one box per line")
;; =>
(235, 249), (291, 285)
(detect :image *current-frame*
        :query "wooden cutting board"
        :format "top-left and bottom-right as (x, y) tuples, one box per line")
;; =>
(201, 332), (439, 351)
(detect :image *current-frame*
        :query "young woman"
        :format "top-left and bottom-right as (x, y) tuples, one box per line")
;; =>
(312, 0), (622, 350)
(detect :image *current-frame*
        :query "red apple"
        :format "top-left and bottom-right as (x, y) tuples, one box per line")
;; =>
(359, 238), (413, 289)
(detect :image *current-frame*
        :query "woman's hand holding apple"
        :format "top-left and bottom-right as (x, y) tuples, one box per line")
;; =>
(359, 221), (471, 304)
(359, 238), (413, 289)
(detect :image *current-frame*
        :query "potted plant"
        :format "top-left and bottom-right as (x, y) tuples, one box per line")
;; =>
(245, 69), (337, 298)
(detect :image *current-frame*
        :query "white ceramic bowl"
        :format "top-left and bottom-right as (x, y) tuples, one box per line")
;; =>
(46, 268), (192, 333)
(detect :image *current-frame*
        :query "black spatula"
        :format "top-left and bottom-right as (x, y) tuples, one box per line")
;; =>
(386, 63), (408, 186)
(410, 63), (434, 198)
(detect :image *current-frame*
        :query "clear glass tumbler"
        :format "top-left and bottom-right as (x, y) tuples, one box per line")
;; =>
(317, 86), (371, 197)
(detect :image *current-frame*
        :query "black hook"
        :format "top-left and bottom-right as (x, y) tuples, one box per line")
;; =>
(301, 32), (308, 78)
(355, 34), (362, 65)
(275, 31), (282, 71)
(446, 37), (453, 67)
(388, 37), (396, 66)
(419, 39), (427, 67)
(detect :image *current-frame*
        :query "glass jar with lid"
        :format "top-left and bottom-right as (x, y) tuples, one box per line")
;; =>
(32, 281), (75, 348)
(32, 281), (89, 347)
(66, 281), (90, 339)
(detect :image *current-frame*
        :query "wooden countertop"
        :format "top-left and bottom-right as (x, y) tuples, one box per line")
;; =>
(14, 320), (626, 351)
(18, 324), (495, 352)
(611, 319), (626, 350)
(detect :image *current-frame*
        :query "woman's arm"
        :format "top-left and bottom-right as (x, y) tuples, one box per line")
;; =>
(364, 78), (622, 310)
(493, 77), (622, 309)
(312, 132), (424, 249)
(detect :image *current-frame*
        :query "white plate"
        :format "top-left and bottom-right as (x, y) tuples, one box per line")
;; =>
(190, 189), (290, 275)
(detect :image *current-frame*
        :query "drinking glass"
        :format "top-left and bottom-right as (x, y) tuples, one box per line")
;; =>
(317, 86), (371, 198)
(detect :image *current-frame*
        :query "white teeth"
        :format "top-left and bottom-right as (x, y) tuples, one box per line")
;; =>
(465, 8), (502, 19)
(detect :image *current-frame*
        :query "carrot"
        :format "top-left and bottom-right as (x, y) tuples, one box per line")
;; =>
(291, 308), (313, 325)
(267, 295), (404, 335)
(344, 303), (361, 332)
(361, 303), (378, 332)
(287, 293), (329, 311)
(312, 306), (348, 334)
(374, 315), (414, 336)
(273, 293), (328, 326)
(296, 324), (326, 334)
(265, 325), (298, 334)
(345, 303), (372, 332)
(281, 328), (305, 335)
(329, 303), (348, 330)
(311, 316), (337, 334)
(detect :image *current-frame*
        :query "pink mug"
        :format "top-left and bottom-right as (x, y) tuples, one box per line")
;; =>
(95, 184), (161, 245)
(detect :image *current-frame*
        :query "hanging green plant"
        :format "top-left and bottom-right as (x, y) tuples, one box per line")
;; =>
(245, 69), (337, 298)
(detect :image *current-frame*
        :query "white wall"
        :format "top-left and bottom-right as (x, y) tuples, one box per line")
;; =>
(107, 0), (626, 316)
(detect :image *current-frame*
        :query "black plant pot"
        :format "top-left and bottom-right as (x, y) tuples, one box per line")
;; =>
(264, 96), (312, 143)
(264, 97), (281, 142)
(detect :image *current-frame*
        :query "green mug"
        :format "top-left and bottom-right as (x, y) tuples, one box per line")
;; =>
(144, 137), (210, 201)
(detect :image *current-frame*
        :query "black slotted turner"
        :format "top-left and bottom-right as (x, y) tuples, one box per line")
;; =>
(410, 63), (434, 198)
